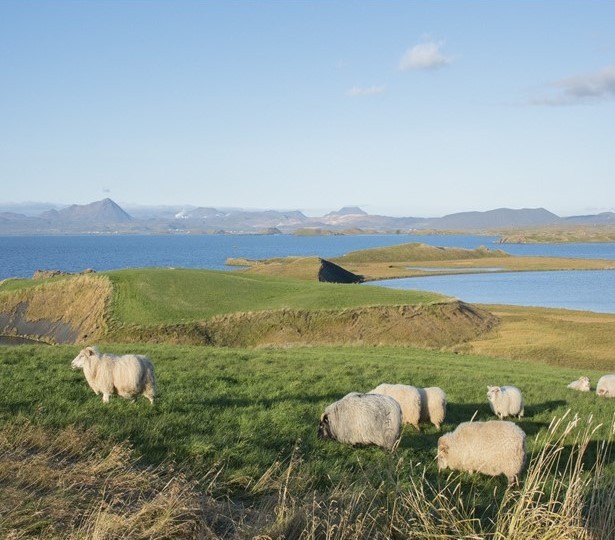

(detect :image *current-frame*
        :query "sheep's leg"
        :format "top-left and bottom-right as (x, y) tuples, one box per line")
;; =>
(102, 393), (110, 403)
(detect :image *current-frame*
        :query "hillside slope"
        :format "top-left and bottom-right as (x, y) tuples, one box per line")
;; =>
(0, 268), (497, 347)
(0, 274), (112, 343)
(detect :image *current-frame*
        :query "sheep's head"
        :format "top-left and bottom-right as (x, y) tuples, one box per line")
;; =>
(486, 386), (501, 402)
(437, 436), (449, 470)
(597, 387), (607, 396)
(579, 376), (590, 391)
(71, 346), (99, 370)
(318, 413), (333, 440)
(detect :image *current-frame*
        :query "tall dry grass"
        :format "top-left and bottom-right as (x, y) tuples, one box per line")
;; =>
(1, 414), (613, 539)
(0, 274), (112, 342)
(0, 420), (206, 539)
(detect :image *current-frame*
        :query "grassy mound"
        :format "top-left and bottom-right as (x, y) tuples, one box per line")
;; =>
(105, 268), (441, 325)
(231, 242), (615, 282)
(105, 268), (492, 347)
(4, 268), (473, 346)
(498, 225), (615, 244)
(333, 242), (510, 263)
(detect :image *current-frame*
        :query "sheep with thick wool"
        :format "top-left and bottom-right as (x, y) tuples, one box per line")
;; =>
(596, 374), (615, 398)
(567, 376), (591, 392)
(318, 392), (402, 451)
(437, 420), (526, 484)
(418, 386), (447, 430)
(487, 385), (524, 419)
(71, 346), (157, 404)
(369, 383), (420, 430)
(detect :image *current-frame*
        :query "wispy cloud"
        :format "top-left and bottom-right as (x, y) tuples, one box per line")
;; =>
(399, 40), (451, 71)
(531, 65), (615, 106)
(346, 85), (386, 97)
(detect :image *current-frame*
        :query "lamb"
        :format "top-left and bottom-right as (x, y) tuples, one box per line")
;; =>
(318, 392), (402, 451)
(567, 376), (591, 392)
(596, 374), (615, 398)
(418, 386), (447, 430)
(71, 346), (157, 404)
(437, 420), (526, 484)
(369, 383), (420, 430)
(487, 385), (524, 419)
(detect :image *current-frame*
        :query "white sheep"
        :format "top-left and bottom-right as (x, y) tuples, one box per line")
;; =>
(596, 374), (615, 398)
(567, 376), (591, 392)
(437, 420), (526, 484)
(487, 385), (524, 419)
(369, 383), (419, 430)
(71, 346), (157, 404)
(318, 392), (402, 451)
(418, 386), (447, 430)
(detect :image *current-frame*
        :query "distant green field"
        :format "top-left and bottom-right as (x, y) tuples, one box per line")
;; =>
(106, 268), (443, 325)
(333, 242), (509, 263)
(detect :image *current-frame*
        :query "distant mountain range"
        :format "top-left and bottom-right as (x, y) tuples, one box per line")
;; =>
(0, 198), (614, 235)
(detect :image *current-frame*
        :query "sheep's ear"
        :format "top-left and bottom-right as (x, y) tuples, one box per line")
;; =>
(438, 439), (448, 452)
(321, 413), (329, 424)
(85, 347), (96, 357)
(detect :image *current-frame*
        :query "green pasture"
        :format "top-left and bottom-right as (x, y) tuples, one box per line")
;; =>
(105, 268), (443, 325)
(1, 344), (612, 495)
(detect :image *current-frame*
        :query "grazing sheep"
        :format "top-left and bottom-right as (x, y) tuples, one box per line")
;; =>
(567, 376), (591, 392)
(418, 386), (447, 430)
(596, 374), (615, 398)
(369, 383), (419, 430)
(437, 420), (526, 484)
(71, 346), (157, 405)
(318, 392), (402, 451)
(487, 385), (524, 419)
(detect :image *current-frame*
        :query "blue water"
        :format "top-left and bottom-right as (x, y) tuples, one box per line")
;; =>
(1, 234), (614, 314)
(370, 270), (615, 314)
(0, 233), (500, 280)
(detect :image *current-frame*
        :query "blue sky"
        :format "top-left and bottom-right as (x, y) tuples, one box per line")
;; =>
(1, 1), (613, 217)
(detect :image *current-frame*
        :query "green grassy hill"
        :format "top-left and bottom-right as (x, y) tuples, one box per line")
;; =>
(332, 242), (510, 263)
(106, 267), (441, 325)
(6, 268), (495, 347)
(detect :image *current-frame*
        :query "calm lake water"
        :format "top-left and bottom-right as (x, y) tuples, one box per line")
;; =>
(0, 233), (499, 280)
(2, 234), (615, 314)
(370, 270), (615, 314)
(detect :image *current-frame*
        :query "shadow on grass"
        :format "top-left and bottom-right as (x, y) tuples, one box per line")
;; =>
(175, 392), (345, 410)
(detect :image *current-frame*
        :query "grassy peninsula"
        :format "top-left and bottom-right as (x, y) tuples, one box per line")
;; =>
(4, 268), (499, 349)
(230, 242), (615, 282)
(497, 225), (615, 244)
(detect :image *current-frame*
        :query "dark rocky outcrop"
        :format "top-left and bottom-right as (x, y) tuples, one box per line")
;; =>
(318, 259), (364, 284)
(32, 269), (95, 280)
